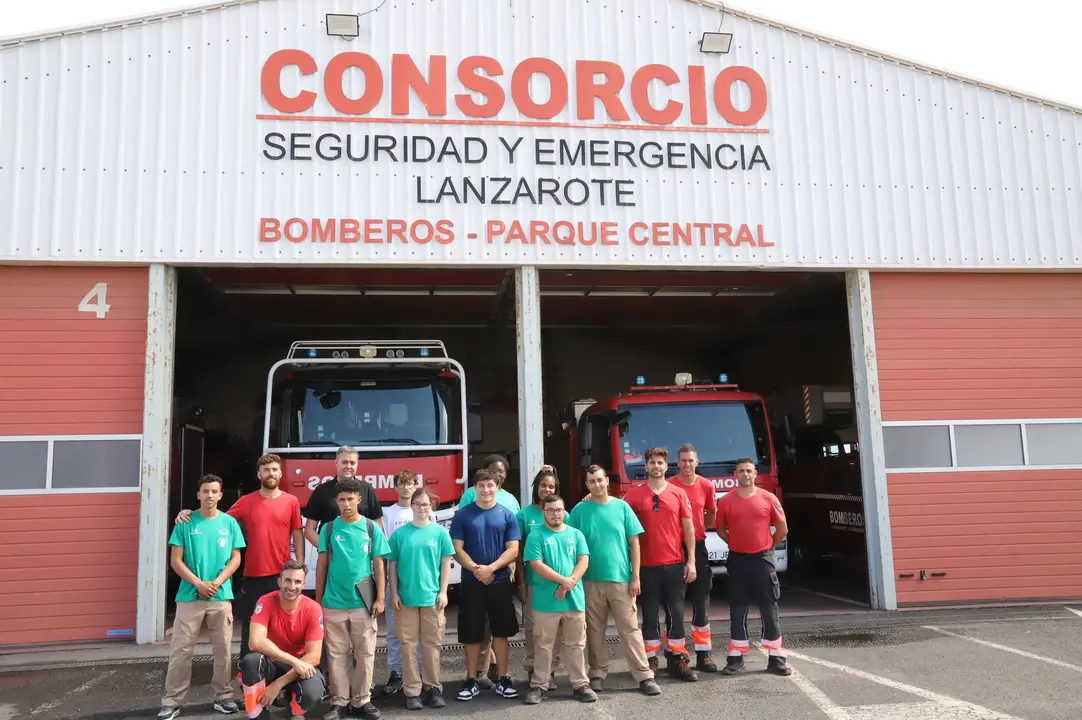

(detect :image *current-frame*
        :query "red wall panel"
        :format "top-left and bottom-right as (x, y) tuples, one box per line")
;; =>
(872, 272), (1082, 605)
(0, 265), (147, 645)
(0, 266), (148, 435)
(0, 493), (140, 645)
(872, 272), (1082, 421)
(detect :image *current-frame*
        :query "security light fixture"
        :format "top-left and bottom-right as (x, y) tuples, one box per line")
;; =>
(326, 13), (360, 39)
(699, 31), (733, 54)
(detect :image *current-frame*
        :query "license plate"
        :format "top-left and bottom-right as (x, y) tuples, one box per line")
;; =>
(709, 551), (727, 562)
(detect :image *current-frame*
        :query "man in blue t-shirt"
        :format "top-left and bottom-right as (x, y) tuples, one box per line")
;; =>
(449, 468), (521, 702)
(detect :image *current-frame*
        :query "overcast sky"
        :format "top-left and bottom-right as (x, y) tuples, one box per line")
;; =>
(4, 0), (1080, 109)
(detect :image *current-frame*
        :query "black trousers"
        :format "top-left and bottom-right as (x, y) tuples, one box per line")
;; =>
(239, 652), (326, 716)
(726, 551), (782, 643)
(665, 540), (712, 637)
(640, 563), (686, 656)
(235, 575), (281, 659)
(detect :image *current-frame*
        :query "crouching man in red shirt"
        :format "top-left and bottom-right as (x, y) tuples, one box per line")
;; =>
(715, 457), (791, 677)
(240, 560), (327, 718)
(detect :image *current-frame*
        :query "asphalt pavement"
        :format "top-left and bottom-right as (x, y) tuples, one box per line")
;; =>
(2, 605), (1082, 720)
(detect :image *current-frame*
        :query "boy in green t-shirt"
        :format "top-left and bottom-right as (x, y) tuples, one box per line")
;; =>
(316, 479), (390, 720)
(159, 474), (245, 720)
(522, 496), (596, 705)
(515, 468), (563, 685)
(389, 487), (456, 710)
(567, 465), (661, 697)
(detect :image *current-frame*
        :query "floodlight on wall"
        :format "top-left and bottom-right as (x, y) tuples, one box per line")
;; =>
(326, 13), (360, 39)
(699, 31), (733, 54)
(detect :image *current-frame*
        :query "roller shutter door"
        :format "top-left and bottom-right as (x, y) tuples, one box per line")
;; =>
(0, 266), (147, 645)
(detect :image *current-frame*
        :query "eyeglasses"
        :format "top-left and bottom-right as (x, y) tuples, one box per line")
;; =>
(412, 502), (431, 510)
(652, 494), (661, 512)
(543, 507), (565, 514)
(399, 481), (418, 487)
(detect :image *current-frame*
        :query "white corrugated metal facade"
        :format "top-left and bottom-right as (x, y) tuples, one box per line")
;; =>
(1, 0), (1079, 269)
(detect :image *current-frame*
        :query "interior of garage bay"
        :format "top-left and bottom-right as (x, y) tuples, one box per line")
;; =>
(168, 266), (870, 618)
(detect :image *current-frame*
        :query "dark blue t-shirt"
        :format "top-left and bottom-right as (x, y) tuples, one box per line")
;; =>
(449, 502), (521, 584)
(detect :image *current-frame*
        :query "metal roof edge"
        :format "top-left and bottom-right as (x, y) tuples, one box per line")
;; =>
(0, 0), (264, 48)
(684, 0), (1082, 115)
(1, 0), (1078, 115)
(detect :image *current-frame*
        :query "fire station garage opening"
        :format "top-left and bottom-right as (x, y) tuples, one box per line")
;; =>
(169, 267), (521, 602)
(539, 270), (869, 607)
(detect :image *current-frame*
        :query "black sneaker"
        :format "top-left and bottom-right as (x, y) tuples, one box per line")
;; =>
(405, 695), (424, 711)
(767, 655), (793, 676)
(456, 678), (480, 702)
(666, 653), (698, 682)
(696, 651), (718, 673)
(426, 687), (446, 708)
(475, 671), (494, 690)
(355, 702), (381, 719)
(213, 699), (239, 714)
(384, 671), (403, 696)
(495, 675), (518, 698)
(157, 707), (180, 720)
(721, 655), (745, 676)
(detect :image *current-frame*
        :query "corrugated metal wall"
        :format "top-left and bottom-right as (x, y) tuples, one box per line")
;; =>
(0, 0), (1080, 269)
(0, 265), (146, 645)
(873, 272), (1082, 604)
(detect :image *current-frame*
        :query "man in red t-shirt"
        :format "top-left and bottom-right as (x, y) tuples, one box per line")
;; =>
(624, 447), (697, 682)
(240, 560), (326, 718)
(715, 457), (790, 677)
(664, 443), (719, 673)
(176, 453), (304, 658)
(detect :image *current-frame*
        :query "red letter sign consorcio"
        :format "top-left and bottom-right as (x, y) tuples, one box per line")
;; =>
(260, 51), (768, 126)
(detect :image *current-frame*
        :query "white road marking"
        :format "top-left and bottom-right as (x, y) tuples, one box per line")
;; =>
(924, 625), (1082, 673)
(28, 670), (117, 717)
(783, 648), (1022, 719)
(1066, 606), (1082, 619)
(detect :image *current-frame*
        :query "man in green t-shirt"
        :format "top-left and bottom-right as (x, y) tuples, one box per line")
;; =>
(522, 495), (596, 705)
(316, 478), (391, 720)
(567, 466), (661, 697)
(159, 474), (246, 720)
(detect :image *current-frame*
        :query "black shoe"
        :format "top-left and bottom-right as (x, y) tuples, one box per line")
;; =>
(495, 675), (518, 698)
(355, 702), (381, 719)
(383, 671), (403, 695)
(426, 687), (446, 708)
(696, 651), (718, 673)
(666, 653), (698, 682)
(721, 655), (745, 676)
(475, 671), (494, 690)
(405, 695), (423, 711)
(767, 655), (793, 676)
(573, 686), (598, 703)
(456, 678), (480, 701)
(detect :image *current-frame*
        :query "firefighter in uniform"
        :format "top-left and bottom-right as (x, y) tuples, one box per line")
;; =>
(715, 457), (792, 676)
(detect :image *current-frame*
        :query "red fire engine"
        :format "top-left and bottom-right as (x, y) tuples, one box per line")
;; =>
(547, 373), (788, 575)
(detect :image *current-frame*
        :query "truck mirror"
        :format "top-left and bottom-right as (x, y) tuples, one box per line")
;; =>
(578, 417), (594, 467)
(467, 412), (484, 444)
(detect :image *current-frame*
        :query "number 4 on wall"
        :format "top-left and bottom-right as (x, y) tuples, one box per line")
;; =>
(78, 283), (111, 319)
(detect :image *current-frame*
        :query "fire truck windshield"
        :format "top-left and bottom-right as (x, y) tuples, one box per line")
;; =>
(277, 376), (460, 448)
(619, 401), (771, 478)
